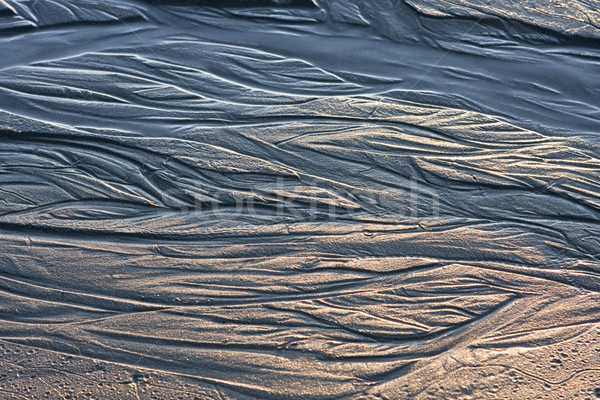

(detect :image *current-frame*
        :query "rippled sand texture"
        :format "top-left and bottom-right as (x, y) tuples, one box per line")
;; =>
(1, 0), (600, 399)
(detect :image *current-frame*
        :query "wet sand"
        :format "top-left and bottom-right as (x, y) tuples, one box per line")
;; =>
(1, 0), (600, 398)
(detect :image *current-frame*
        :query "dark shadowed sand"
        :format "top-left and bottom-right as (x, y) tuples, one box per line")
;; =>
(0, 0), (600, 398)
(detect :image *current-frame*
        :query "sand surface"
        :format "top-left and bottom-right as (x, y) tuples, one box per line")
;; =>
(1, 0), (600, 398)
